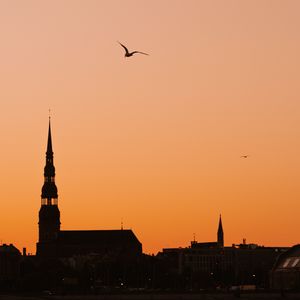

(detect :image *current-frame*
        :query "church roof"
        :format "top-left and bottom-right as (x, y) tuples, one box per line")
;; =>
(191, 242), (219, 249)
(57, 229), (141, 246)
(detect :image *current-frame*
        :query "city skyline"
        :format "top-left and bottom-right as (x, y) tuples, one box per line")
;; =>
(1, 1), (300, 255)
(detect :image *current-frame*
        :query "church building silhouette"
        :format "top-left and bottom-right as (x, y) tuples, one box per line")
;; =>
(36, 120), (142, 258)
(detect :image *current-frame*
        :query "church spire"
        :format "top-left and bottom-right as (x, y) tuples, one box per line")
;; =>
(217, 214), (224, 247)
(41, 119), (58, 205)
(46, 118), (53, 157)
(38, 118), (61, 254)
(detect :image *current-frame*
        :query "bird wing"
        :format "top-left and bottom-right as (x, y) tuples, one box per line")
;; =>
(118, 41), (129, 54)
(132, 51), (149, 56)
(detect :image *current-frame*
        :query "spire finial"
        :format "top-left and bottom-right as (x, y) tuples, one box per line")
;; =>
(121, 218), (123, 230)
(48, 108), (51, 121)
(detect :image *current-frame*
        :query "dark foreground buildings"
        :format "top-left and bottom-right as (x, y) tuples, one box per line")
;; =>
(271, 244), (300, 290)
(158, 217), (288, 289)
(1, 119), (297, 293)
(0, 244), (21, 289)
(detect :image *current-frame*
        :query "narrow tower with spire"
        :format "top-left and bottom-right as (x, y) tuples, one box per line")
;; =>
(37, 119), (60, 256)
(217, 214), (224, 247)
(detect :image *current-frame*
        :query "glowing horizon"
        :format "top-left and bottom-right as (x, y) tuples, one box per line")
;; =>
(1, 0), (300, 255)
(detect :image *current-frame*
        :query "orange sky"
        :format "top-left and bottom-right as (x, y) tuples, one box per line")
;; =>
(1, 0), (300, 255)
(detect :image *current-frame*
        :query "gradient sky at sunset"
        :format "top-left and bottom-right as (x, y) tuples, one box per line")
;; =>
(1, 0), (300, 254)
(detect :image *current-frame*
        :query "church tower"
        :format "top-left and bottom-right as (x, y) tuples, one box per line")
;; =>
(217, 214), (224, 247)
(37, 119), (60, 256)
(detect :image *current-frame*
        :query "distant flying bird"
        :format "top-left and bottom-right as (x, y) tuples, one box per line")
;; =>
(118, 42), (149, 57)
(240, 155), (249, 158)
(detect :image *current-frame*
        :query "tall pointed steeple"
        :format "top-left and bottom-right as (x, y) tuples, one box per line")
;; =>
(217, 214), (224, 247)
(41, 118), (58, 205)
(37, 118), (60, 255)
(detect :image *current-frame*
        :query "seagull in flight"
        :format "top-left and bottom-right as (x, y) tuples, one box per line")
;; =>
(118, 42), (149, 57)
(240, 155), (249, 158)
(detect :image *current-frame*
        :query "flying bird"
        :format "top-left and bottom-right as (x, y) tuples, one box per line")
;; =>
(240, 155), (249, 158)
(118, 42), (149, 57)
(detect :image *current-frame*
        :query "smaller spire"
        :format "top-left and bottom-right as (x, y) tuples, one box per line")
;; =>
(217, 214), (224, 247)
(218, 214), (223, 230)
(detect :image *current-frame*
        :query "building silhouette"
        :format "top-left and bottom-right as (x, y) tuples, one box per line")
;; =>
(36, 120), (142, 259)
(9, 118), (292, 292)
(270, 244), (300, 290)
(36, 120), (60, 256)
(189, 214), (224, 249)
(159, 217), (288, 289)
(0, 244), (21, 285)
